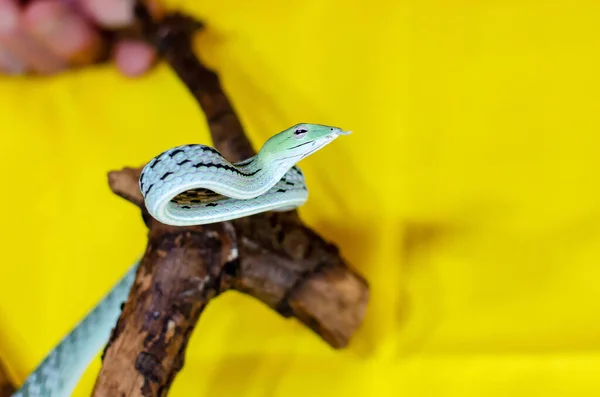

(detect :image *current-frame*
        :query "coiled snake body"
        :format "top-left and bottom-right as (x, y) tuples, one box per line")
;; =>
(11, 123), (349, 396)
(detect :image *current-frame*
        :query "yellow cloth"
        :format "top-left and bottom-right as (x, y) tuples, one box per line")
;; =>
(1, 0), (600, 395)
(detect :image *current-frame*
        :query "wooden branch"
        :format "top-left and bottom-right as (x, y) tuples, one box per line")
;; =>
(133, 4), (255, 162)
(107, 167), (369, 348)
(94, 4), (369, 396)
(0, 359), (15, 397)
(231, 214), (369, 348)
(93, 221), (236, 396)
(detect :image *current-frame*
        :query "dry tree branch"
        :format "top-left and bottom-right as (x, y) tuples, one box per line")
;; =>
(93, 5), (369, 396)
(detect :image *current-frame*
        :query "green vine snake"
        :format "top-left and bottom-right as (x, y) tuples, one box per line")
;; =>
(10, 123), (350, 396)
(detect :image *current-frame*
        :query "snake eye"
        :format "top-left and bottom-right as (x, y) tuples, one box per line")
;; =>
(293, 128), (308, 138)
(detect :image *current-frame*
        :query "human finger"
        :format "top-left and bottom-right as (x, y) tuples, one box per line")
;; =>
(22, 0), (104, 66)
(0, 44), (26, 74)
(113, 38), (155, 77)
(0, 0), (65, 74)
(77, 0), (134, 28)
(78, 0), (165, 27)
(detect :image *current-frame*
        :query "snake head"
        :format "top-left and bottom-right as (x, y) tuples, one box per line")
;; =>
(261, 123), (351, 165)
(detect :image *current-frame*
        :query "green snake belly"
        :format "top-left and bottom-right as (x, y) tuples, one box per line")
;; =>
(139, 144), (309, 226)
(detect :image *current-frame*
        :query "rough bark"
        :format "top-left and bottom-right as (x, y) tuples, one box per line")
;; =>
(93, 4), (369, 396)
(230, 213), (369, 348)
(92, 221), (237, 397)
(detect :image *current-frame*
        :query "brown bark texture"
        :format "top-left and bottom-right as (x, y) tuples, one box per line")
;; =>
(93, 4), (369, 397)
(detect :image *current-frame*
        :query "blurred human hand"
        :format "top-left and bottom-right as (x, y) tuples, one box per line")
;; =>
(0, 0), (161, 77)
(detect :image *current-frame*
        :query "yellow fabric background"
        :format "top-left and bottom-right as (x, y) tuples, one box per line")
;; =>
(1, 0), (600, 395)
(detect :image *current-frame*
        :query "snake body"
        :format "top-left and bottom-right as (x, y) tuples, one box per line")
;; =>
(11, 123), (349, 396)
(139, 145), (308, 226)
(11, 263), (139, 397)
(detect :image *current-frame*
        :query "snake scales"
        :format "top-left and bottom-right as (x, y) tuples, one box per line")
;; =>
(10, 123), (349, 396)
